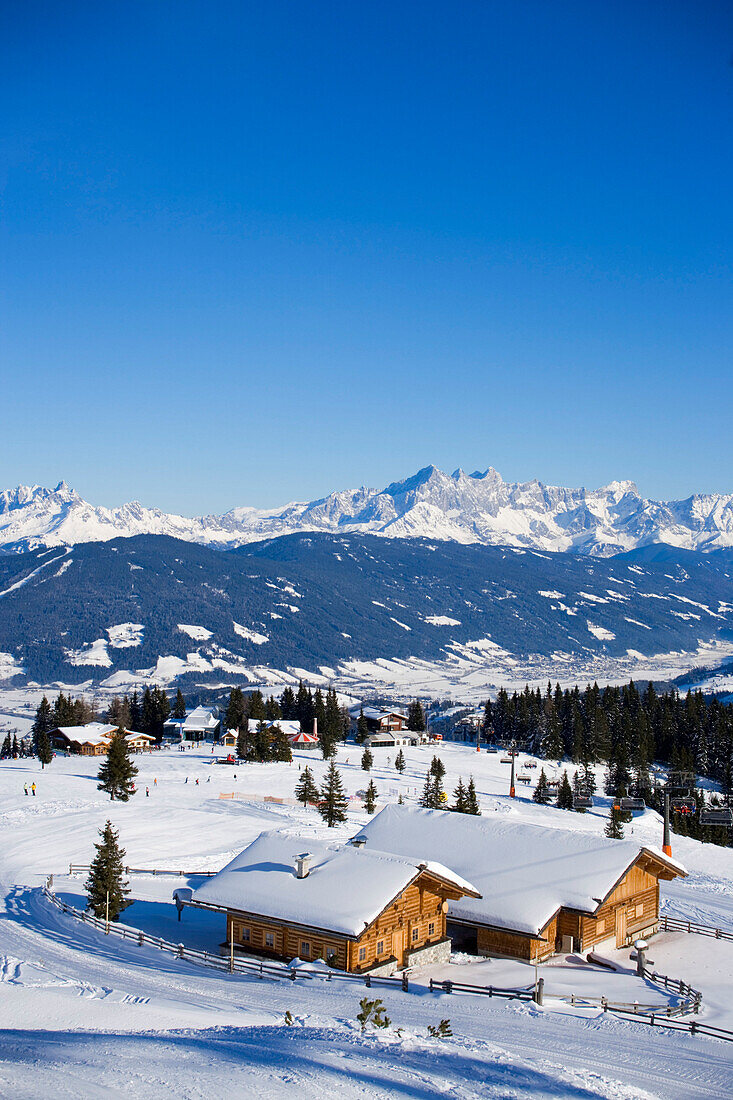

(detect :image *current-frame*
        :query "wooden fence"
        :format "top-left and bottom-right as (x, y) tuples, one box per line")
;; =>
(659, 914), (733, 943)
(68, 864), (217, 878)
(40, 884), (733, 1043)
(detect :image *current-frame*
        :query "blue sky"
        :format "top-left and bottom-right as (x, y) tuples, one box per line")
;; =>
(1, 1), (732, 513)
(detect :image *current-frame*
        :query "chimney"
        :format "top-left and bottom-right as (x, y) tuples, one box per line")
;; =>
(294, 852), (311, 879)
(352, 837), (366, 849)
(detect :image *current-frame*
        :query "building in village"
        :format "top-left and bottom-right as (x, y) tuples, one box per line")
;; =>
(219, 720), (314, 751)
(163, 706), (220, 742)
(184, 833), (480, 975)
(51, 724), (155, 755)
(356, 806), (687, 962)
(349, 705), (430, 747)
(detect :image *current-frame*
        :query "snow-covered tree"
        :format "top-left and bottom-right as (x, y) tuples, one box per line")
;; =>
(318, 762), (348, 827)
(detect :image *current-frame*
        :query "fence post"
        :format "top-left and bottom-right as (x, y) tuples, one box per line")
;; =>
(402, 971), (409, 993)
(178, 943), (184, 959)
(365, 974), (371, 988)
(443, 980), (452, 994)
(290, 968), (297, 981)
(690, 1020), (698, 1035)
(602, 997), (608, 1012)
(534, 978), (544, 1006)
(138, 931), (145, 946)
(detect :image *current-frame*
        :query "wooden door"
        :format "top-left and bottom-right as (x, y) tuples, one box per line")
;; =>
(615, 908), (627, 948)
(392, 930), (405, 966)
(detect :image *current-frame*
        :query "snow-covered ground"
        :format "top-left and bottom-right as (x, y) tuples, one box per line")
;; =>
(1, 740), (733, 1098)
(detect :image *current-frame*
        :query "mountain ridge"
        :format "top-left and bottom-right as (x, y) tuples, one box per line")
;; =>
(3, 465), (733, 557)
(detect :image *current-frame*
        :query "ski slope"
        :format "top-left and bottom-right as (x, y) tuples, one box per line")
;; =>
(1, 739), (732, 1098)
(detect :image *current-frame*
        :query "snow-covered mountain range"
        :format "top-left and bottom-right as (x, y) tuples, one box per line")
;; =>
(3, 467), (733, 556)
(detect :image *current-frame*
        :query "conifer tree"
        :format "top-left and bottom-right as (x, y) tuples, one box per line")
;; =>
(85, 820), (131, 921)
(236, 720), (249, 760)
(318, 761), (348, 827)
(452, 777), (468, 813)
(430, 755), (446, 781)
(270, 724), (293, 762)
(394, 749), (406, 773)
(364, 778), (378, 814)
(295, 765), (319, 807)
(225, 687), (247, 733)
(466, 776), (481, 815)
(355, 707), (369, 745)
(253, 720), (271, 762)
(129, 690), (142, 732)
(532, 767), (551, 804)
(420, 772), (445, 809)
(173, 688), (186, 720)
(265, 695), (282, 721)
(1, 733), (10, 757)
(361, 746), (373, 771)
(407, 699), (426, 732)
(32, 696), (54, 753)
(37, 728), (53, 769)
(605, 803), (625, 840)
(97, 729), (138, 801)
(280, 686), (297, 720)
(557, 770), (573, 810)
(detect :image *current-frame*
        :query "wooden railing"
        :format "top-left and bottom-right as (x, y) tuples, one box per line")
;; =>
(659, 914), (733, 943)
(68, 864), (217, 877)
(40, 884), (733, 1043)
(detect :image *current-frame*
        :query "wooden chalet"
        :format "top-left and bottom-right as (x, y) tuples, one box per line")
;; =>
(186, 833), (480, 975)
(51, 724), (154, 755)
(51, 723), (118, 756)
(357, 806), (687, 963)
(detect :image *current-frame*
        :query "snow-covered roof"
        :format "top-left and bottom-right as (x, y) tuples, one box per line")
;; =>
(267, 720), (302, 737)
(191, 832), (480, 938)
(54, 723), (151, 745)
(54, 723), (117, 745)
(356, 806), (687, 938)
(349, 706), (409, 722)
(170, 706), (219, 729)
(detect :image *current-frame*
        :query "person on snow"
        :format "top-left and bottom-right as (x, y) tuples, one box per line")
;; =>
(146, 786), (150, 797)
(23, 784), (28, 796)
(31, 782), (36, 796)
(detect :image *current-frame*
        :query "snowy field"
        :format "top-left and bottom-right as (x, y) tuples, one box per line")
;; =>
(2, 739), (733, 1098)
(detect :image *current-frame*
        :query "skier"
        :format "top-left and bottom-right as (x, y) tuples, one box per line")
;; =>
(195, 777), (199, 785)
(184, 776), (188, 784)
(146, 786), (150, 797)
(154, 777), (157, 786)
(31, 782), (36, 796)
(23, 784), (28, 796)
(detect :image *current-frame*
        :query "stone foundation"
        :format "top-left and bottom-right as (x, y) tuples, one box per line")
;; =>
(405, 937), (451, 969)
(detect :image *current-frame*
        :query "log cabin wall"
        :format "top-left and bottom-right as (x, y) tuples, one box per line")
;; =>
(477, 926), (535, 960)
(582, 877), (660, 949)
(225, 871), (453, 973)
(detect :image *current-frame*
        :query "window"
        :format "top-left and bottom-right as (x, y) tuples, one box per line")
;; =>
(265, 932), (275, 948)
(240, 927), (251, 943)
(596, 919), (605, 934)
(428, 922), (435, 937)
(636, 904), (644, 918)
(412, 926), (419, 942)
(300, 941), (311, 957)
(377, 940), (384, 955)
(358, 946), (367, 962)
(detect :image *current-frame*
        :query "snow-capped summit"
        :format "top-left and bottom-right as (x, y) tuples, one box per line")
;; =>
(1, 466), (733, 556)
